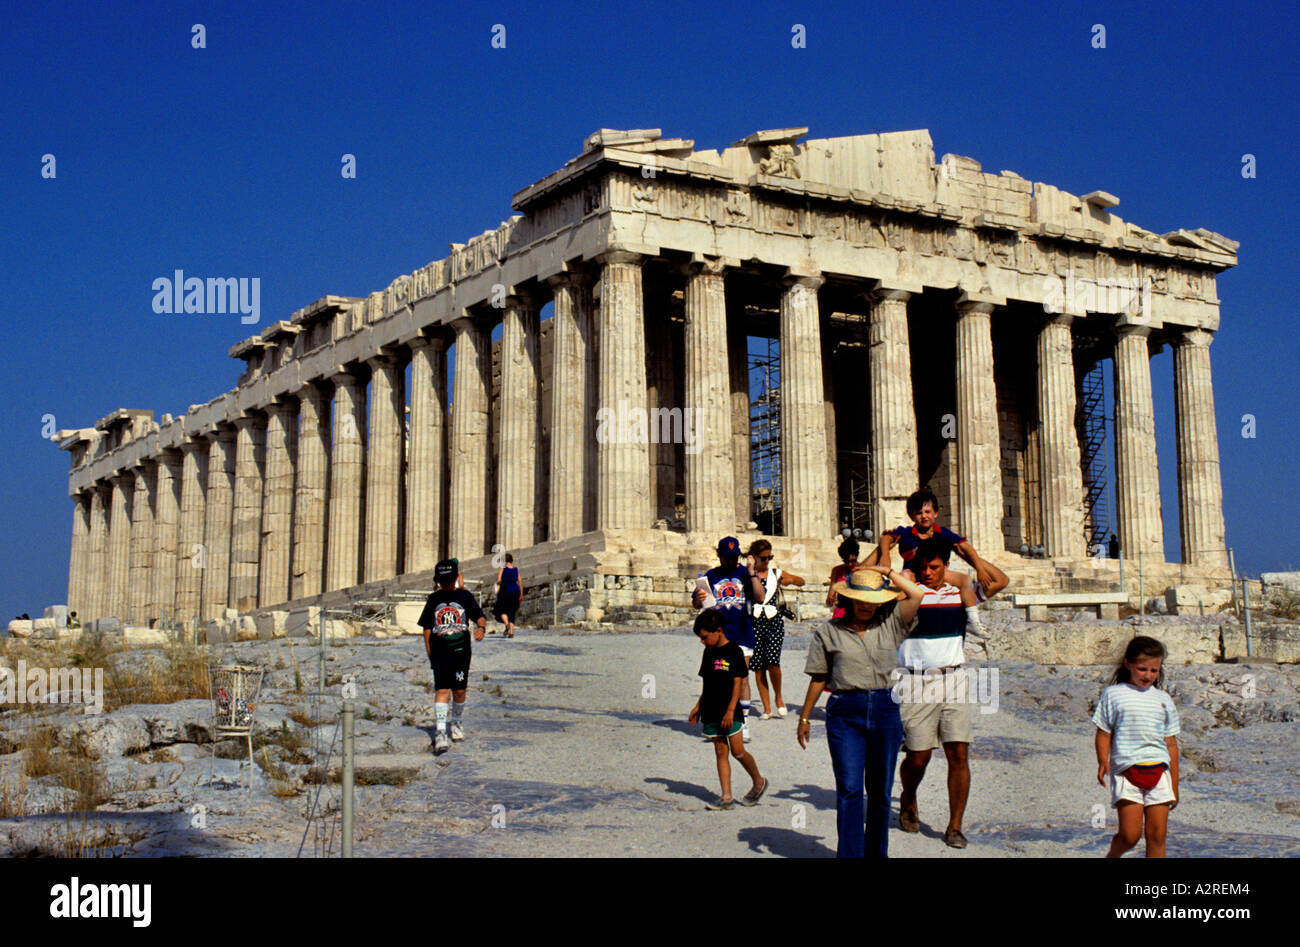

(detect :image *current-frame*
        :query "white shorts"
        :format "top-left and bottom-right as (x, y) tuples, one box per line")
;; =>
(739, 646), (754, 659)
(1110, 769), (1176, 807)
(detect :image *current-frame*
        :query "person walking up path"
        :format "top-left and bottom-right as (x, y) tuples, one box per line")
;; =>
(417, 559), (487, 755)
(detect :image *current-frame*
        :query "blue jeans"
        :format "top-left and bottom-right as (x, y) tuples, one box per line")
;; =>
(825, 688), (904, 858)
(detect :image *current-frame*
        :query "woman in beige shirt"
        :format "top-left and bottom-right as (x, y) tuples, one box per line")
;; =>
(796, 564), (925, 858)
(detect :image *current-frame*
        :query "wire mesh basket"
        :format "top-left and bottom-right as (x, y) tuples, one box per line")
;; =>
(210, 665), (264, 735)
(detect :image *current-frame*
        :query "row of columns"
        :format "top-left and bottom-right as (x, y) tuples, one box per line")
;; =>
(66, 254), (1229, 623)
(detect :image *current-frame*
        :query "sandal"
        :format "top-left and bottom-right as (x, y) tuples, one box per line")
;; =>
(740, 777), (768, 806)
(943, 828), (968, 849)
(705, 796), (735, 810)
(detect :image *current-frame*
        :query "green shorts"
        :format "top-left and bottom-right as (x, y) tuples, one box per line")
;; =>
(702, 721), (744, 738)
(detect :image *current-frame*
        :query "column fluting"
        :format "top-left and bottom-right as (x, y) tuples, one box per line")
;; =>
(1174, 328), (1227, 568)
(779, 273), (832, 539)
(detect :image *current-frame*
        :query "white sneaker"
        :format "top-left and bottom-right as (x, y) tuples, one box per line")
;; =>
(434, 731), (450, 754)
(450, 723), (465, 742)
(742, 722), (751, 744)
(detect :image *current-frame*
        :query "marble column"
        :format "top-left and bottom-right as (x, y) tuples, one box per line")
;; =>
(292, 385), (330, 600)
(406, 337), (446, 573)
(498, 294), (541, 551)
(229, 414), (266, 611)
(261, 401), (298, 604)
(364, 356), (404, 583)
(1036, 313), (1087, 558)
(867, 286), (919, 533)
(201, 431), (235, 621)
(727, 311), (751, 529)
(1114, 324), (1164, 560)
(67, 492), (90, 618)
(448, 317), (491, 558)
(85, 485), (109, 621)
(547, 272), (594, 540)
(682, 257), (735, 536)
(779, 273), (832, 538)
(152, 452), (182, 626)
(128, 463), (156, 623)
(175, 441), (208, 624)
(954, 299), (1004, 552)
(105, 472), (133, 619)
(596, 251), (652, 530)
(646, 291), (678, 523)
(327, 372), (366, 591)
(1173, 329), (1227, 568)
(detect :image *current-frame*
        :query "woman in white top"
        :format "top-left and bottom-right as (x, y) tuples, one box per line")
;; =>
(746, 539), (804, 720)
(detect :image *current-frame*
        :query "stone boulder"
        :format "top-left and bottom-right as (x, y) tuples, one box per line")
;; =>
(1261, 572), (1300, 593)
(6, 620), (34, 638)
(61, 714), (150, 760)
(255, 611), (290, 640)
(1165, 584), (1233, 616)
(121, 627), (170, 647)
(234, 616), (258, 641)
(392, 604), (424, 636)
(89, 617), (122, 635)
(126, 700), (215, 746)
(42, 605), (69, 628)
(285, 606), (320, 638)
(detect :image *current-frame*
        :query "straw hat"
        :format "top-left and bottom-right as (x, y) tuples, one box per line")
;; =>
(833, 568), (903, 605)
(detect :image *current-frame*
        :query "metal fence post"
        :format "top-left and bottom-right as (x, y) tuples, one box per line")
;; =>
(1138, 551), (1144, 616)
(341, 700), (354, 858)
(1228, 548), (1239, 618)
(1242, 579), (1254, 658)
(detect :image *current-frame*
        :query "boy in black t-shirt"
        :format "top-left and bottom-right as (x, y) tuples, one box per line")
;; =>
(688, 609), (768, 810)
(417, 559), (487, 755)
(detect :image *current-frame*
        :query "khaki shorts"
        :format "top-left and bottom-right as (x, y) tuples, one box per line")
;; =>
(898, 669), (974, 751)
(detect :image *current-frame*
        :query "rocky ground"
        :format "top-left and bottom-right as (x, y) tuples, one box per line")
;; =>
(1, 617), (1298, 857)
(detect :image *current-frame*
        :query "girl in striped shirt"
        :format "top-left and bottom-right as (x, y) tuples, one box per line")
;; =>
(1093, 636), (1180, 858)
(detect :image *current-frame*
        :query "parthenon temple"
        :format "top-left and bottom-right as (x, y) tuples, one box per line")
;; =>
(56, 126), (1237, 628)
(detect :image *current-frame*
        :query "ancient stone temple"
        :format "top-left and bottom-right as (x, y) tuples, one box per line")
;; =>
(56, 127), (1236, 628)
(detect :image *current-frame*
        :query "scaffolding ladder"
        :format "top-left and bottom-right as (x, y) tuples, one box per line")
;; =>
(1076, 360), (1109, 550)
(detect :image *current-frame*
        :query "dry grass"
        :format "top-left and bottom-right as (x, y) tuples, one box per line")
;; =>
(2, 637), (209, 712)
(0, 761), (26, 818)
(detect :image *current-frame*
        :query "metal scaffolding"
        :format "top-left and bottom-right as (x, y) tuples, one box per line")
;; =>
(749, 335), (782, 534)
(1077, 358), (1110, 550)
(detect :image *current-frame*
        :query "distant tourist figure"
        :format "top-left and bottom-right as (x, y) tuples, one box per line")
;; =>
(1107, 533), (1120, 561)
(825, 537), (860, 621)
(746, 539), (804, 720)
(417, 559), (487, 755)
(895, 538), (1006, 849)
(797, 565), (925, 858)
(691, 536), (765, 743)
(493, 553), (521, 638)
(688, 608), (768, 810)
(67, 611), (81, 629)
(1094, 636), (1180, 858)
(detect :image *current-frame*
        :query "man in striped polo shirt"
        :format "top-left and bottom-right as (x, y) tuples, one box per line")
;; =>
(895, 537), (980, 849)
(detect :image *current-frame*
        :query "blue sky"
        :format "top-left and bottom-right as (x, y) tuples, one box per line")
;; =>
(3, 0), (1296, 615)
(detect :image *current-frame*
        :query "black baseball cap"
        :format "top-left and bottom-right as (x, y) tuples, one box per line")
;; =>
(434, 559), (458, 583)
